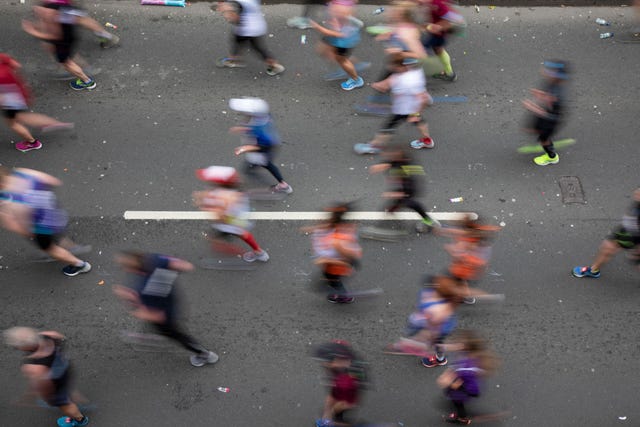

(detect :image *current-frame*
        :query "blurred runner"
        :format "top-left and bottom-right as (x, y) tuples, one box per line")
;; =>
(572, 188), (640, 279)
(355, 54), (433, 154)
(417, 0), (465, 81)
(4, 327), (90, 427)
(216, 0), (285, 75)
(113, 251), (219, 367)
(0, 54), (73, 152)
(522, 60), (569, 166)
(436, 329), (500, 425)
(440, 215), (500, 304)
(313, 340), (367, 427)
(0, 167), (91, 276)
(385, 275), (462, 368)
(369, 144), (440, 232)
(306, 202), (362, 303)
(373, 1), (427, 84)
(22, 0), (97, 90)
(193, 166), (269, 263)
(229, 97), (292, 194)
(310, 0), (365, 91)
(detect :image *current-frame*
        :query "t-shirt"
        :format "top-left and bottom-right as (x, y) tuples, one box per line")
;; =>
(8, 170), (68, 235)
(390, 67), (426, 115)
(324, 16), (362, 49)
(541, 80), (564, 121)
(0, 55), (31, 110)
(247, 115), (281, 151)
(331, 370), (359, 404)
(429, 0), (452, 22)
(228, 0), (267, 37)
(134, 254), (179, 323)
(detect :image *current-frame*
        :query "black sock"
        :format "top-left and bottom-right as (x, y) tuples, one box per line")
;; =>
(543, 143), (556, 158)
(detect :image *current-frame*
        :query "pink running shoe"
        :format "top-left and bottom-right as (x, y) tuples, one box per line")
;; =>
(15, 140), (43, 152)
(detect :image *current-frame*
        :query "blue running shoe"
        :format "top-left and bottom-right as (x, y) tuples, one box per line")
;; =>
(70, 78), (96, 91)
(341, 76), (364, 91)
(572, 266), (600, 278)
(58, 416), (89, 427)
(354, 143), (380, 155)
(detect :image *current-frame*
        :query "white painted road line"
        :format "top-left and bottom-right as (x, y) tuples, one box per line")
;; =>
(124, 211), (477, 221)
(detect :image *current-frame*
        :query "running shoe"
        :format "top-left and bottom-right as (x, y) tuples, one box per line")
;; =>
(416, 214), (441, 232)
(243, 250), (269, 262)
(190, 350), (219, 367)
(272, 183), (293, 194)
(410, 137), (434, 149)
(62, 262), (92, 277)
(533, 153), (559, 166)
(327, 294), (355, 304)
(287, 16), (312, 29)
(444, 413), (471, 425)
(572, 266), (600, 278)
(70, 78), (96, 91)
(216, 58), (246, 68)
(354, 143), (381, 155)
(266, 63), (285, 76)
(100, 34), (120, 49)
(432, 72), (457, 82)
(421, 355), (448, 368)
(315, 418), (334, 427)
(57, 416), (89, 427)
(341, 76), (364, 91)
(463, 297), (476, 305)
(15, 140), (42, 152)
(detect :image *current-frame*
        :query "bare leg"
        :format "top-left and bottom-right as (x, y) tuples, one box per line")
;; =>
(16, 112), (71, 129)
(591, 239), (621, 271)
(416, 121), (430, 138)
(62, 59), (90, 82)
(58, 402), (84, 421)
(44, 244), (84, 265)
(335, 56), (357, 79)
(4, 118), (36, 141)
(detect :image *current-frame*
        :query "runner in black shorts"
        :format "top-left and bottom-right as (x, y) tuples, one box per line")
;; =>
(573, 188), (640, 279)
(22, 0), (97, 90)
(4, 327), (90, 427)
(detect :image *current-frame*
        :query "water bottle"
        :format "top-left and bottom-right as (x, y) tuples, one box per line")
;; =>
(373, 7), (384, 15)
(595, 18), (609, 26)
(599, 32), (614, 39)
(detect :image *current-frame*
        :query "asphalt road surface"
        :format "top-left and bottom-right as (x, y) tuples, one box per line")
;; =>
(1, 2), (639, 426)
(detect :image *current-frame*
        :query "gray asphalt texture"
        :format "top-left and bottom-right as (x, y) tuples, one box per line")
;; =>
(1, 2), (639, 427)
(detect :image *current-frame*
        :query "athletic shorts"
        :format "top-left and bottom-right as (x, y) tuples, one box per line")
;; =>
(421, 33), (446, 50)
(34, 233), (59, 251)
(322, 38), (351, 57)
(608, 226), (640, 250)
(2, 109), (24, 119)
(380, 114), (422, 133)
(44, 368), (72, 407)
(53, 43), (74, 63)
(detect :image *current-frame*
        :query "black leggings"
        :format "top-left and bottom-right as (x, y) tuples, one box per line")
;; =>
(453, 400), (467, 418)
(323, 271), (347, 295)
(232, 35), (272, 60)
(245, 158), (285, 183)
(153, 322), (208, 355)
(386, 197), (428, 220)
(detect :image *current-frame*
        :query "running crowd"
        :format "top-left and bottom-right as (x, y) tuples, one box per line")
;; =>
(1, 0), (639, 426)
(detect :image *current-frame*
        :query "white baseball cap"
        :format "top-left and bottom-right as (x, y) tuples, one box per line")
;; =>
(229, 97), (269, 115)
(196, 166), (239, 185)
